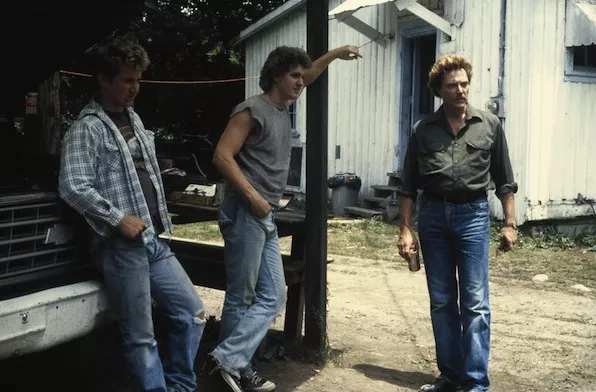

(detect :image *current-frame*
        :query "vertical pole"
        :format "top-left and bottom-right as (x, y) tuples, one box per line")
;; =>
(38, 72), (61, 155)
(304, 0), (328, 352)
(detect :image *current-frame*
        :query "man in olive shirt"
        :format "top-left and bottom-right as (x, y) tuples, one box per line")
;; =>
(396, 55), (517, 392)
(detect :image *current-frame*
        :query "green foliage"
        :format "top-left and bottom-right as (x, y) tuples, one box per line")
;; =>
(489, 219), (596, 251)
(128, 0), (288, 136)
(62, 0), (287, 148)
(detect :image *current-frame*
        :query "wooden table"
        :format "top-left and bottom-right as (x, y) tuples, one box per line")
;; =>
(167, 202), (306, 342)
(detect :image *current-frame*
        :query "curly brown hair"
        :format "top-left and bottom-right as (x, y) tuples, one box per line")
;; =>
(90, 35), (150, 89)
(427, 54), (473, 97)
(259, 46), (312, 92)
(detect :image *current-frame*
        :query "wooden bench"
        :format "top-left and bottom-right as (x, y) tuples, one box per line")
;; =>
(166, 202), (306, 342)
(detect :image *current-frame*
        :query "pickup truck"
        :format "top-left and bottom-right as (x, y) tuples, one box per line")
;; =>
(0, 0), (147, 360)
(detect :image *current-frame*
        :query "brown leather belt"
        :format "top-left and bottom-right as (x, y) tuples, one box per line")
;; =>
(423, 190), (487, 204)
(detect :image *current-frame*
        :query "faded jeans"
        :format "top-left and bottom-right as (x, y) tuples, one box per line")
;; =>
(418, 196), (491, 392)
(211, 197), (287, 378)
(98, 234), (205, 392)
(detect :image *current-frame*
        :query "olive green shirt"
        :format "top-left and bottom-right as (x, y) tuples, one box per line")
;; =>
(397, 105), (518, 198)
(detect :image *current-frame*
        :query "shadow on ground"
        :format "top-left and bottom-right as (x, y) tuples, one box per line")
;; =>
(353, 363), (435, 390)
(0, 323), (131, 392)
(0, 317), (316, 392)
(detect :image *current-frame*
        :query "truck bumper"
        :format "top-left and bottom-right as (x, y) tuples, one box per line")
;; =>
(0, 280), (111, 360)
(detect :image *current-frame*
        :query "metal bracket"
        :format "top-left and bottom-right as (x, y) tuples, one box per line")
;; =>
(45, 223), (76, 245)
(394, 0), (454, 37)
(335, 11), (392, 48)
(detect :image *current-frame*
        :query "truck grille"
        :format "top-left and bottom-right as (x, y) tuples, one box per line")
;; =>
(0, 193), (85, 281)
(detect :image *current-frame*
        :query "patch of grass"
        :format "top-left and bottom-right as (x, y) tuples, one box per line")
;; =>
(327, 217), (400, 261)
(324, 347), (347, 367)
(171, 221), (223, 243)
(489, 246), (596, 287)
(578, 234), (596, 249)
(328, 218), (596, 290)
(489, 220), (596, 252)
(171, 217), (596, 293)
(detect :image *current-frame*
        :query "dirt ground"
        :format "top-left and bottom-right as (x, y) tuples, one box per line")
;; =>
(194, 254), (596, 392)
(1, 220), (595, 392)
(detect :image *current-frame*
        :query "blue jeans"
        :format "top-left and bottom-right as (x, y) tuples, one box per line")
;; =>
(418, 196), (491, 392)
(211, 197), (287, 378)
(98, 234), (205, 392)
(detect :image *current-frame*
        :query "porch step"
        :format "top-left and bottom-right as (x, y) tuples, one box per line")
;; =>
(371, 185), (399, 198)
(371, 185), (399, 192)
(363, 196), (398, 208)
(386, 171), (402, 186)
(344, 206), (384, 218)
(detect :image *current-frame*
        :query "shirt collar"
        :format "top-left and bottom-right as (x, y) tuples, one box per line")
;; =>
(428, 104), (484, 124)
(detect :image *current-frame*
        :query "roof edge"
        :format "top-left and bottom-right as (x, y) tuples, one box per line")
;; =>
(234, 0), (306, 46)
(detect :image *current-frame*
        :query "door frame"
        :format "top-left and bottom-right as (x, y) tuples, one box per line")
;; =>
(395, 20), (440, 172)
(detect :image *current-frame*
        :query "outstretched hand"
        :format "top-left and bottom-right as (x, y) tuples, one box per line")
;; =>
(333, 45), (362, 60)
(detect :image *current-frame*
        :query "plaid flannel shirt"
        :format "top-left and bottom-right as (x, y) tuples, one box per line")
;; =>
(58, 99), (172, 242)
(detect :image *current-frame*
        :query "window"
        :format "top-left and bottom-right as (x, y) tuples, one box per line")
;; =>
(289, 102), (298, 130)
(286, 147), (302, 188)
(573, 45), (596, 70)
(285, 101), (304, 192)
(566, 45), (596, 82)
(286, 145), (304, 191)
(564, 0), (596, 82)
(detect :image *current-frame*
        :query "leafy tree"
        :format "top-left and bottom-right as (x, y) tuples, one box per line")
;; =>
(64, 0), (287, 140)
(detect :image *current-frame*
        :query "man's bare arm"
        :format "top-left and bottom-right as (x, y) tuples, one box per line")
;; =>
(397, 195), (419, 261)
(212, 111), (270, 216)
(499, 192), (515, 226)
(498, 192), (517, 251)
(398, 196), (415, 231)
(303, 45), (361, 86)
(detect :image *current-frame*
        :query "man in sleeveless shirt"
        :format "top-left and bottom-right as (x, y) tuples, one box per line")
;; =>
(59, 36), (205, 392)
(209, 45), (361, 392)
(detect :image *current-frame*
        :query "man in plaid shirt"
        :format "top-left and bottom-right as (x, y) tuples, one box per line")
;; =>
(59, 36), (205, 392)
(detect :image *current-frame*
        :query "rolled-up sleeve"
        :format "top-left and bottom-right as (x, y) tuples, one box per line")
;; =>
(490, 123), (518, 196)
(397, 132), (419, 198)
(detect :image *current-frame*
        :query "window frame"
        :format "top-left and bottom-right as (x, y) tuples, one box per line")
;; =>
(284, 100), (306, 192)
(285, 141), (305, 193)
(565, 44), (596, 83)
(289, 101), (298, 131)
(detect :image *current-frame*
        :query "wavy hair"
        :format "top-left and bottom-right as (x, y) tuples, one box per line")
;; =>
(259, 46), (312, 92)
(427, 54), (473, 97)
(89, 35), (150, 89)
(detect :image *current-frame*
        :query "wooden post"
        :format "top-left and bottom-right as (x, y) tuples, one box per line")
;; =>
(304, 0), (329, 352)
(38, 72), (61, 155)
(283, 231), (306, 342)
